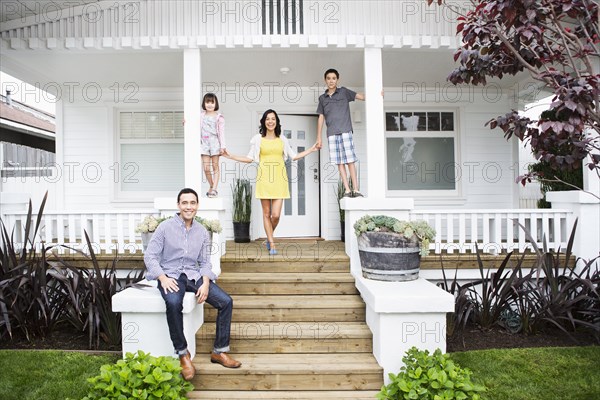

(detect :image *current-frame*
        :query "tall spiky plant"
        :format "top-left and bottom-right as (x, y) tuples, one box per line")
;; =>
(231, 179), (252, 223)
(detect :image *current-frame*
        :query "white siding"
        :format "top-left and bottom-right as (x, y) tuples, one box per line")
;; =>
(462, 110), (516, 208)
(62, 105), (112, 209)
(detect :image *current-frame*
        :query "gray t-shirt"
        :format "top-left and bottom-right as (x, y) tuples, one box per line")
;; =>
(316, 86), (356, 136)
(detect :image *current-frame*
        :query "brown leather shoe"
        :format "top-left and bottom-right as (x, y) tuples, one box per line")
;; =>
(210, 352), (242, 368)
(179, 352), (196, 381)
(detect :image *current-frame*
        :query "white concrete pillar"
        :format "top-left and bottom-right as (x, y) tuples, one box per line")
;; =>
(342, 198), (414, 277)
(183, 49), (203, 191)
(363, 48), (385, 198)
(547, 191), (600, 272)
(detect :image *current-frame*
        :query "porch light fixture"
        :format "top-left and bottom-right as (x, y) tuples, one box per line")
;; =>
(280, 67), (290, 75)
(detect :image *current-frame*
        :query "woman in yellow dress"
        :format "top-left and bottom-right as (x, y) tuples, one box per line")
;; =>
(223, 109), (317, 255)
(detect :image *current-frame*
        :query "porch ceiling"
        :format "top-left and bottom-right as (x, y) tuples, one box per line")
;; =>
(1, 48), (525, 93)
(0, 0), (100, 23)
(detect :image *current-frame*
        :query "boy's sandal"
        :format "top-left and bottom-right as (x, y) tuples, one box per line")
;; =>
(342, 191), (352, 198)
(352, 191), (364, 198)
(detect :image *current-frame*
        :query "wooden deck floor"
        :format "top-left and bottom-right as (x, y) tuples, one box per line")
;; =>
(52, 239), (542, 270)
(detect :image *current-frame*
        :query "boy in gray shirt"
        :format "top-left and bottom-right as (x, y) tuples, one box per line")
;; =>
(316, 68), (365, 197)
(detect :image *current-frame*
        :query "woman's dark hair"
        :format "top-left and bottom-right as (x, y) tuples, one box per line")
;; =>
(202, 93), (219, 111)
(259, 109), (282, 137)
(177, 188), (199, 203)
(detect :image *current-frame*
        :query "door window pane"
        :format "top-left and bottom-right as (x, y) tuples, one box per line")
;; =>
(284, 159), (292, 215)
(297, 146), (305, 215)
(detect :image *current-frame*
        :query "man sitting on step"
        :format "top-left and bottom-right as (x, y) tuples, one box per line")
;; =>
(144, 187), (242, 381)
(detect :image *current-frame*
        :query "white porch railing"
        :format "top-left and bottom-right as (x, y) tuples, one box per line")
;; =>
(0, 210), (157, 254)
(1, 208), (575, 256)
(409, 209), (574, 254)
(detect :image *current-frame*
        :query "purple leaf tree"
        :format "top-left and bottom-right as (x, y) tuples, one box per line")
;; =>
(428, 0), (600, 189)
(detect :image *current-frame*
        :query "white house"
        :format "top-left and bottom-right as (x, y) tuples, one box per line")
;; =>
(2, 0), (598, 391)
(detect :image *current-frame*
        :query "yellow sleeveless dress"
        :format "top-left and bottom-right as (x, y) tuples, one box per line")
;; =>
(255, 138), (290, 199)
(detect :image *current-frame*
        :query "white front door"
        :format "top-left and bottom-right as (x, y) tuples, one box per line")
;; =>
(253, 115), (320, 238)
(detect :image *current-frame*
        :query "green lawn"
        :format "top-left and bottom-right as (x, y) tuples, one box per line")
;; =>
(0, 350), (119, 400)
(450, 346), (600, 400)
(1, 347), (598, 399)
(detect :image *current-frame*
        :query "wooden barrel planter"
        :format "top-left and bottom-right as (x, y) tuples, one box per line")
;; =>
(357, 231), (421, 281)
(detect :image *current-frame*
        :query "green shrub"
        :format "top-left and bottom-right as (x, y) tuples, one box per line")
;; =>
(377, 347), (486, 400)
(81, 350), (194, 400)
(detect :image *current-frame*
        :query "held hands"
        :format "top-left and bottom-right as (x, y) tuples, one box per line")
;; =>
(315, 141), (322, 150)
(221, 149), (231, 158)
(196, 282), (209, 304)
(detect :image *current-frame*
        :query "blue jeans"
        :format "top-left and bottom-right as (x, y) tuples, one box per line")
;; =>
(157, 273), (233, 355)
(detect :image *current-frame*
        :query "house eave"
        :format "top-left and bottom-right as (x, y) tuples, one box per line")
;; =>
(1, 34), (462, 52)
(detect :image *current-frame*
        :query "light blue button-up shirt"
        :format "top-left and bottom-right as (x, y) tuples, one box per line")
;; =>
(144, 213), (217, 282)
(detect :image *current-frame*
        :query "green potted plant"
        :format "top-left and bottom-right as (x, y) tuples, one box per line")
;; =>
(231, 178), (252, 243)
(136, 215), (222, 251)
(136, 215), (167, 251)
(353, 215), (435, 281)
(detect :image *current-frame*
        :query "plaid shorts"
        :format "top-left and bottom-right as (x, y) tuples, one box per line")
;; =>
(328, 132), (358, 165)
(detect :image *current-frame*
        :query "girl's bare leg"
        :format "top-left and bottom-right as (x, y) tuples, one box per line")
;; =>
(211, 155), (220, 192)
(202, 155), (214, 191)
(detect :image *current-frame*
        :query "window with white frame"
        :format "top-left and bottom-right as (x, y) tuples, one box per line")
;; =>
(385, 110), (458, 193)
(118, 111), (184, 193)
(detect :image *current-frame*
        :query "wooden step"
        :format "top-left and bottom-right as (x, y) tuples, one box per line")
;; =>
(217, 272), (358, 295)
(188, 390), (382, 399)
(196, 322), (373, 353)
(190, 353), (383, 391)
(204, 295), (366, 322)
(220, 260), (350, 273)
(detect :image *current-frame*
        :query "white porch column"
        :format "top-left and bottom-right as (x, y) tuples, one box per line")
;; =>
(363, 48), (385, 198)
(587, 60), (600, 199)
(583, 133), (600, 198)
(184, 49), (203, 190)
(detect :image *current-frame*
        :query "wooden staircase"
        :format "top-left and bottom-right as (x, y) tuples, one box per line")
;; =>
(188, 241), (383, 399)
